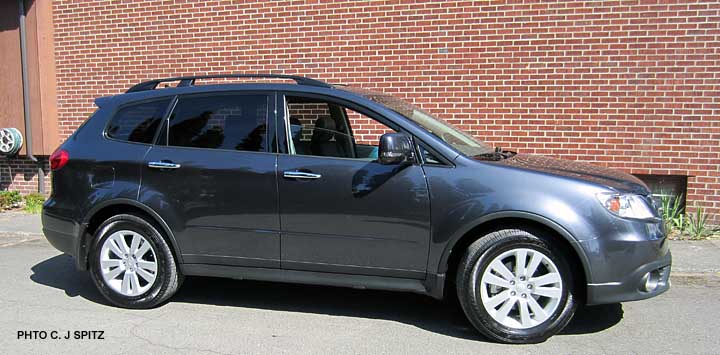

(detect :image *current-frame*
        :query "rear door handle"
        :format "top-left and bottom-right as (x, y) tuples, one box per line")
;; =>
(283, 170), (322, 180)
(148, 161), (181, 169)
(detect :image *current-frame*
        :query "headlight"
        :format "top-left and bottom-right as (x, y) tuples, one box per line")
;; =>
(596, 193), (656, 219)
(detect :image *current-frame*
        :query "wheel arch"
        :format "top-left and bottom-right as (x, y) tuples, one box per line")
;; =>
(76, 198), (183, 270)
(438, 211), (591, 303)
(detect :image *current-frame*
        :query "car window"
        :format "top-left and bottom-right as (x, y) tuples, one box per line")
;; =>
(285, 96), (395, 160)
(106, 99), (170, 144)
(419, 144), (443, 165)
(168, 94), (269, 152)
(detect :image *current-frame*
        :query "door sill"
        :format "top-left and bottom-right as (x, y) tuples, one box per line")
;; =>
(281, 260), (425, 279)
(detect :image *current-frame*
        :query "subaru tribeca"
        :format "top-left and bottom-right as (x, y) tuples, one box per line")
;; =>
(42, 74), (671, 343)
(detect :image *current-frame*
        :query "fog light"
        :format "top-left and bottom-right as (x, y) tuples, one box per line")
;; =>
(641, 270), (661, 292)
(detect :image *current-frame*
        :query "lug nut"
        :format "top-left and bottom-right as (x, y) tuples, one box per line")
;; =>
(510, 280), (516, 285)
(521, 294), (527, 298)
(527, 284), (533, 289)
(519, 276), (526, 281)
(510, 291), (516, 296)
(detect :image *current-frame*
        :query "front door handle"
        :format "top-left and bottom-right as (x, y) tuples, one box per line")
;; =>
(148, 161), (181, 169)
(283, 170), (322, 180)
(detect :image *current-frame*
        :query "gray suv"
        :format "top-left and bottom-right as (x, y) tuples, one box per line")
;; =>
(42, 74), (671, 343)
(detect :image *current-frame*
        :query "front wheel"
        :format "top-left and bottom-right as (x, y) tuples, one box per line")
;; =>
(89, 214), (182, 308)
(456, 229), (578, 343)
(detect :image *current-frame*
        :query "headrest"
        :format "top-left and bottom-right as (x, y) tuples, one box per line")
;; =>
(311, 116), (336, 142)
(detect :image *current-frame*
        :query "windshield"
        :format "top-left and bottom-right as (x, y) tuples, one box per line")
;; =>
(348, 89), (494, 156)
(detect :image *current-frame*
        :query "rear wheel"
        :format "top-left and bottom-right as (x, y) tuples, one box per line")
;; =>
(89, 214), (182, 308)
(456, 229), (577, 343)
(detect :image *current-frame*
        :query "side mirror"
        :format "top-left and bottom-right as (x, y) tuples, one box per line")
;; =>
(378, 133), (415, 165)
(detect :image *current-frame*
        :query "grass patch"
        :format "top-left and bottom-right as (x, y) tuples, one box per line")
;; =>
(23, 193), (45, 214)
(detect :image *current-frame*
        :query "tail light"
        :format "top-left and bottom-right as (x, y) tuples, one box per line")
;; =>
(50, 149), (69, 171)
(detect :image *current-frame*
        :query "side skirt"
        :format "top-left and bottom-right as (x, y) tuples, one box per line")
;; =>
(182, 264), (444, 299)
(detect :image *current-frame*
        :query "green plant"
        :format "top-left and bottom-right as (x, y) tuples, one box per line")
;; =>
(672, 213), (686, 232)
(23, 193), (46, 214)
(660, 193), (684, 232)
(686, 205), (710, 240)
(0, 190), (22, 209)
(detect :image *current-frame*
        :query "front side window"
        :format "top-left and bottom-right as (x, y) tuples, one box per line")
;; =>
(168, 94), (269, 152)
(285, 96), (396, 160)
(106, 99), (170, 143)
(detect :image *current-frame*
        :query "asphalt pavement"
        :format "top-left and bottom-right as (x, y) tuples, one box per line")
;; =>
(1, 212), (719, 354)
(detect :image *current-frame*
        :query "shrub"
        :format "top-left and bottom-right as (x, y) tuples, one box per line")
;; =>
(0, 191), (22, 209)
(23, 193), (46, 214)
(660, 193), (684, 233)
(686, 205), (710, 240)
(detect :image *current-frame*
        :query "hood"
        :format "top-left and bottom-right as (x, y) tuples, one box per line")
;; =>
(489, 154), (650, 194)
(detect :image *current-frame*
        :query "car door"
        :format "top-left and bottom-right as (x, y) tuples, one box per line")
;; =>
(139, 92), (281, 268)
(277, 93), (431, 279)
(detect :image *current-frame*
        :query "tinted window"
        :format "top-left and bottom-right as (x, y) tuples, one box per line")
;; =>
(106, 100), (170, 143)
(168, 95), (269, 152)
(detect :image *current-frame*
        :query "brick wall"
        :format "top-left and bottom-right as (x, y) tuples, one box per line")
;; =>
(3, 0), (719, 222)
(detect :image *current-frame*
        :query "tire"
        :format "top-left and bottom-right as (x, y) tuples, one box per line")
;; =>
(455, 228), (577, 343)
(89, 214), (182, 308)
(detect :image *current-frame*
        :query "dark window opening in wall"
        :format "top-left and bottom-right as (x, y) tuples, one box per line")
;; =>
(633, 174), (688, 211)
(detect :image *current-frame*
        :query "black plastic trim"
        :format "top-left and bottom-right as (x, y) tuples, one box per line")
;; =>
(127, 74), (332, 93)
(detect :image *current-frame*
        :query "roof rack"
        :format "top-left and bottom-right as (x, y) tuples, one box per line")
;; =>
(126, 74), (332, 93)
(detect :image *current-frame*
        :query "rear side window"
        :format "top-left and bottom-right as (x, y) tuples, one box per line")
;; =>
(106, 99), (170, 143)
(168, 94), (269, 152)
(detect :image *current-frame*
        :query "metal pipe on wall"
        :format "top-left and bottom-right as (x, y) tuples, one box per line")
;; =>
(18, 0), (45, 194)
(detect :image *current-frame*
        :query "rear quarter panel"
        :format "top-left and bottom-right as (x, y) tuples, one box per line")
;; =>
(44, 101), (155, 269)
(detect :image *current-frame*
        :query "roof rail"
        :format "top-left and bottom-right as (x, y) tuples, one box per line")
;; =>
(126, 74), (332, 93)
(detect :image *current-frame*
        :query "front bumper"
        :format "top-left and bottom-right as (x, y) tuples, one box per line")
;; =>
(586, 251), (671, 305)
(580, 218), (672, 305)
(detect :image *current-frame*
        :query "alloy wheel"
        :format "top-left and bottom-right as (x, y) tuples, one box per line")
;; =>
(99, 230), (158, 296)
(478, 248), (563, 329)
